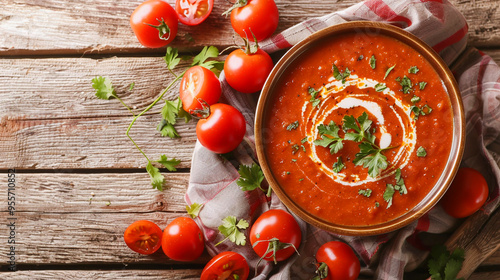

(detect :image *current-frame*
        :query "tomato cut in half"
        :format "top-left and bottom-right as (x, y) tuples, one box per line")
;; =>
(201, 251), (250, 280)
(123, 220), (163, 255)
(175, 0), (214, 26)
(315, 241), (360, 280)
(440, 167), (489, 218)
(162, 217), (205, 261)
(180, 66), (221, 112)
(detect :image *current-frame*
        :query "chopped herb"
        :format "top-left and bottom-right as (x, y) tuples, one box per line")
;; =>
(236, 163), (270, 196)
(358, 189), (372, 197)
(301, 137), (308, 144)
(419, 81), (427, 90)
(357, 55), (364, 61)
(409, 66), (420, 74)
(394, 168), (407, 195)
(292, 159), (297, 162)
(375, 83), (387, 92)
(217, 216), (249, 246)
(384, 65), (396, 80)
(332, 64), (351, 84)
(129, 82), (135, 91)
(299, 178), (304, 182)
(343, 112), (375, 144)
(398, 75), (413, 94)
(309, 87), (321, 107)
(383, 184), (395, 208)
(313, 121), (344, 154)
(428, 245), (465, 280)
(332, 157), (345, 173)
(186, 203), (203, 218)
(417, 146), (427, 157)
(375, 202), (380, 207)
(286, 121), (299, 131)
(301, 145), (306, 152)
(370, 55), (376, 69)
(411, 95), (421, 103)
(410, 104), (433, 120)
(292, 144), (300, 154)
(286, 171), (290, 175)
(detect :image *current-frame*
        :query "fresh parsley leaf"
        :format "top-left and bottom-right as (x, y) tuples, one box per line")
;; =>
(394, 168), (407, 195)
(156, 154), (180, 171)
(192, 46), (219, 65)
(292, 144), (300, 154)
(358, 189), (372, 197)
(411, 104), (433, 120)
(384, 65), (396, 79)
(375, 83), (387, 92)
(286, 121), (299, 131)
(419, 81), (428, 90)
(333, 64), (351, 84)
(186, 203), (203, 218)
(383, 184), (395, 208)
(159, 97), (190, 138)
(217, 216), (249, 246)
(92, 76), (116, 100)
(411, 95), (421, 103)
(332, 157), (345, 173)
(428, 245), (465, 280)
(129, 82), (135, 91)
(236, 163), (270, 196)
(157, 119), (180, 138)
(164, 47), (181, 70)
(409, 66), (420, 74)
(343, 112), (375, 144)
(417, 146), (427, 157)
(301, 137), (308, 144)
(314, 121), (344, 154)
(162, 98), (182, 124)
(354, 143), (388, 178)
(309, 87), (321, 107)
(370, 55), (376, 69)
(398, 75), (413, 94)
(146, 161), (165, 191)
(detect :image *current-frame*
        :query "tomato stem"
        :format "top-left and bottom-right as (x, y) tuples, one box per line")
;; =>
(144, 18), (172, 41)
(221, 0), (248, 17)
(253, 237), (300, 275)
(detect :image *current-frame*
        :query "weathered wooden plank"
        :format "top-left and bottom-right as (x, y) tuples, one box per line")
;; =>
(1, 0), (499, 55)
(0, 270), (202, 279)
(483, 246), (500, 265)
(0, 115), (197, 169)
(2, 173), (189, 213)
(0, 212), (210, 266)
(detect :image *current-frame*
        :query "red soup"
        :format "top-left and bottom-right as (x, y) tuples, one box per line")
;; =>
(264, 33), (453, 226)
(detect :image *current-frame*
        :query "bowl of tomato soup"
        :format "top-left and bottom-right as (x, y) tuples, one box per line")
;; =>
(255, 22), (465, 236)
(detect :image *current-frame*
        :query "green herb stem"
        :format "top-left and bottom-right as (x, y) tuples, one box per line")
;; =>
(112, 93), (135, 116)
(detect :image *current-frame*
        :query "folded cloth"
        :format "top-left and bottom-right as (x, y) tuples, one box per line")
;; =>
(185, 0), (500, 279)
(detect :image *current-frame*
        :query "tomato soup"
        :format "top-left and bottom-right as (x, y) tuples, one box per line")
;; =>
(264, 33), (453, 226)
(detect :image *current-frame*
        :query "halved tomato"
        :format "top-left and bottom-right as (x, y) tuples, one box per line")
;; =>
(180, 66), (222, 112)
(123, 220), (163, 255)
(201, 251), (249, 280)
(175, 0), (214, 26)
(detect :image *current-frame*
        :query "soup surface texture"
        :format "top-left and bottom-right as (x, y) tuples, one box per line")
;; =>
(264, 33), (453, 226)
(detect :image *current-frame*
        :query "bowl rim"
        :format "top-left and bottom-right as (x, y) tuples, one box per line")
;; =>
(254, 21), (465, 236)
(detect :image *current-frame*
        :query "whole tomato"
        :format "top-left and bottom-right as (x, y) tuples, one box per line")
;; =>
(180, 66), (221, 112)
(228, 0), (279, 41)
(196, 103), (246, 154)
(130, 0), (179, 48)
(440, 167), (489, 218)
(123, 220), (163, 255)
(201, 251), (250, 280)
(315, 241), (360, 280)
(175, 0), (214, 26)
(249, 209), (302, 263)
(162, 217), (204, 261)
(224, 48), (274, 94)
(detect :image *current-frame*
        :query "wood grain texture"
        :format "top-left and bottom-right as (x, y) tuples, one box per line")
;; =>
(1, 173), (190, 213)
(0, 270), (203, 279)
(1, 0), (499, 55)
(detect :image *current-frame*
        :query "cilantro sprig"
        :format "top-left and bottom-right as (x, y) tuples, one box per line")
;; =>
(428, 245), (465, 280)
(186, 203), (203, 218)
(333, 64), (351, 84)
(309, 87), (321, 107)
(383, 168), (407, 208)
(313, 121), (344, 154)
(216, 216), (249, 246)
(236, 163), (271, 196)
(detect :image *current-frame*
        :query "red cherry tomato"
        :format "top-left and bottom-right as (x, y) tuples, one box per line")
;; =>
(315, 241), (360, 280)
(123, 220), (163, 255)
(175, 0), (214, 26)
(162, 217), (204, 261)
(440, 167), (489, 218)
(200, 251), (250, 280)
(180, 66), (221, 112)
(196, 103), (246, 154)
(249, 209), (302, 262)
(130, 0), (179, 48)
(229, 0), (279, 41)
(224, 48), (273, 93)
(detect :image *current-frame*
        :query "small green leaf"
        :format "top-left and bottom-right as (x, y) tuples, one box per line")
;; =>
(398, 75), (413, 94)
(146, 162), (164, 191)
(358, 189), (372, 197)
(332, 157), (345, 173)
(286, 121), (299, 131)
(186, 203), (203, 218)
(192, 46), (219, 67)
(375, 83), (387, 92)
(164, 47), (181, 70)
(409, 66), (420, 74)
(419, 81), (427, 90)
(157, 120), (180, 138)
(411, 95), (421, 103)
(417, 146), (427, 157)
(383, 184), (395, 208)
(308, 87), (321, 107)
(384, 65), (396, 79)
(236, 163), (266, 194)
(370, 55), (376, 69)
(156, 155), (181, 171)
(314, 121), (344, 154)
(92, 76), (116, 100)
(129, 82), (135, 91)
(332, 65), (351, 84)
(217, 216), (249, 246)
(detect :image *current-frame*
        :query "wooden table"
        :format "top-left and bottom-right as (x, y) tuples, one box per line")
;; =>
(1, 0), (499, 279)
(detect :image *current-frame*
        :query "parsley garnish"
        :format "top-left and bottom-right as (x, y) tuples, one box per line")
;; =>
(286, 121), (299, 131)
(358, 189), (372, 197)
(186, 203), (203, 218)
(409, 66), (419, 74)
(419, 81), (427, 90)
(292, 144), (300, 154)
(428, 245), (465, 280)
(236, 163), (270, 196)
(309, 87), (321, 107)
(375, 83), (387, 92)
(383, 168), (407, 208)
(411, 95), (421, 103)
(313, 121), (344, 154)
(332, 157), (345, 173)
(191, 46), (225, 76)
(384, 65), (396, 80)
(146, 162), (165, 191)
(333, 64), (351, 84)
(343, 112), (375, 144)
(129, 82), (135, 91)
(417, 146), (427, 157)
(383, 184), (395, 208)
(410, 104), (433, 120)
(354, 143), (388, 178)
(156, 155), (181, 171)
(158, 97), (191, 138)
(217, 216), (249, 246)
(301, 137), (308, 144)
(92, 76), (116, 100)
(164, 47), (182, 71)
(370, 55), (376, 69)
